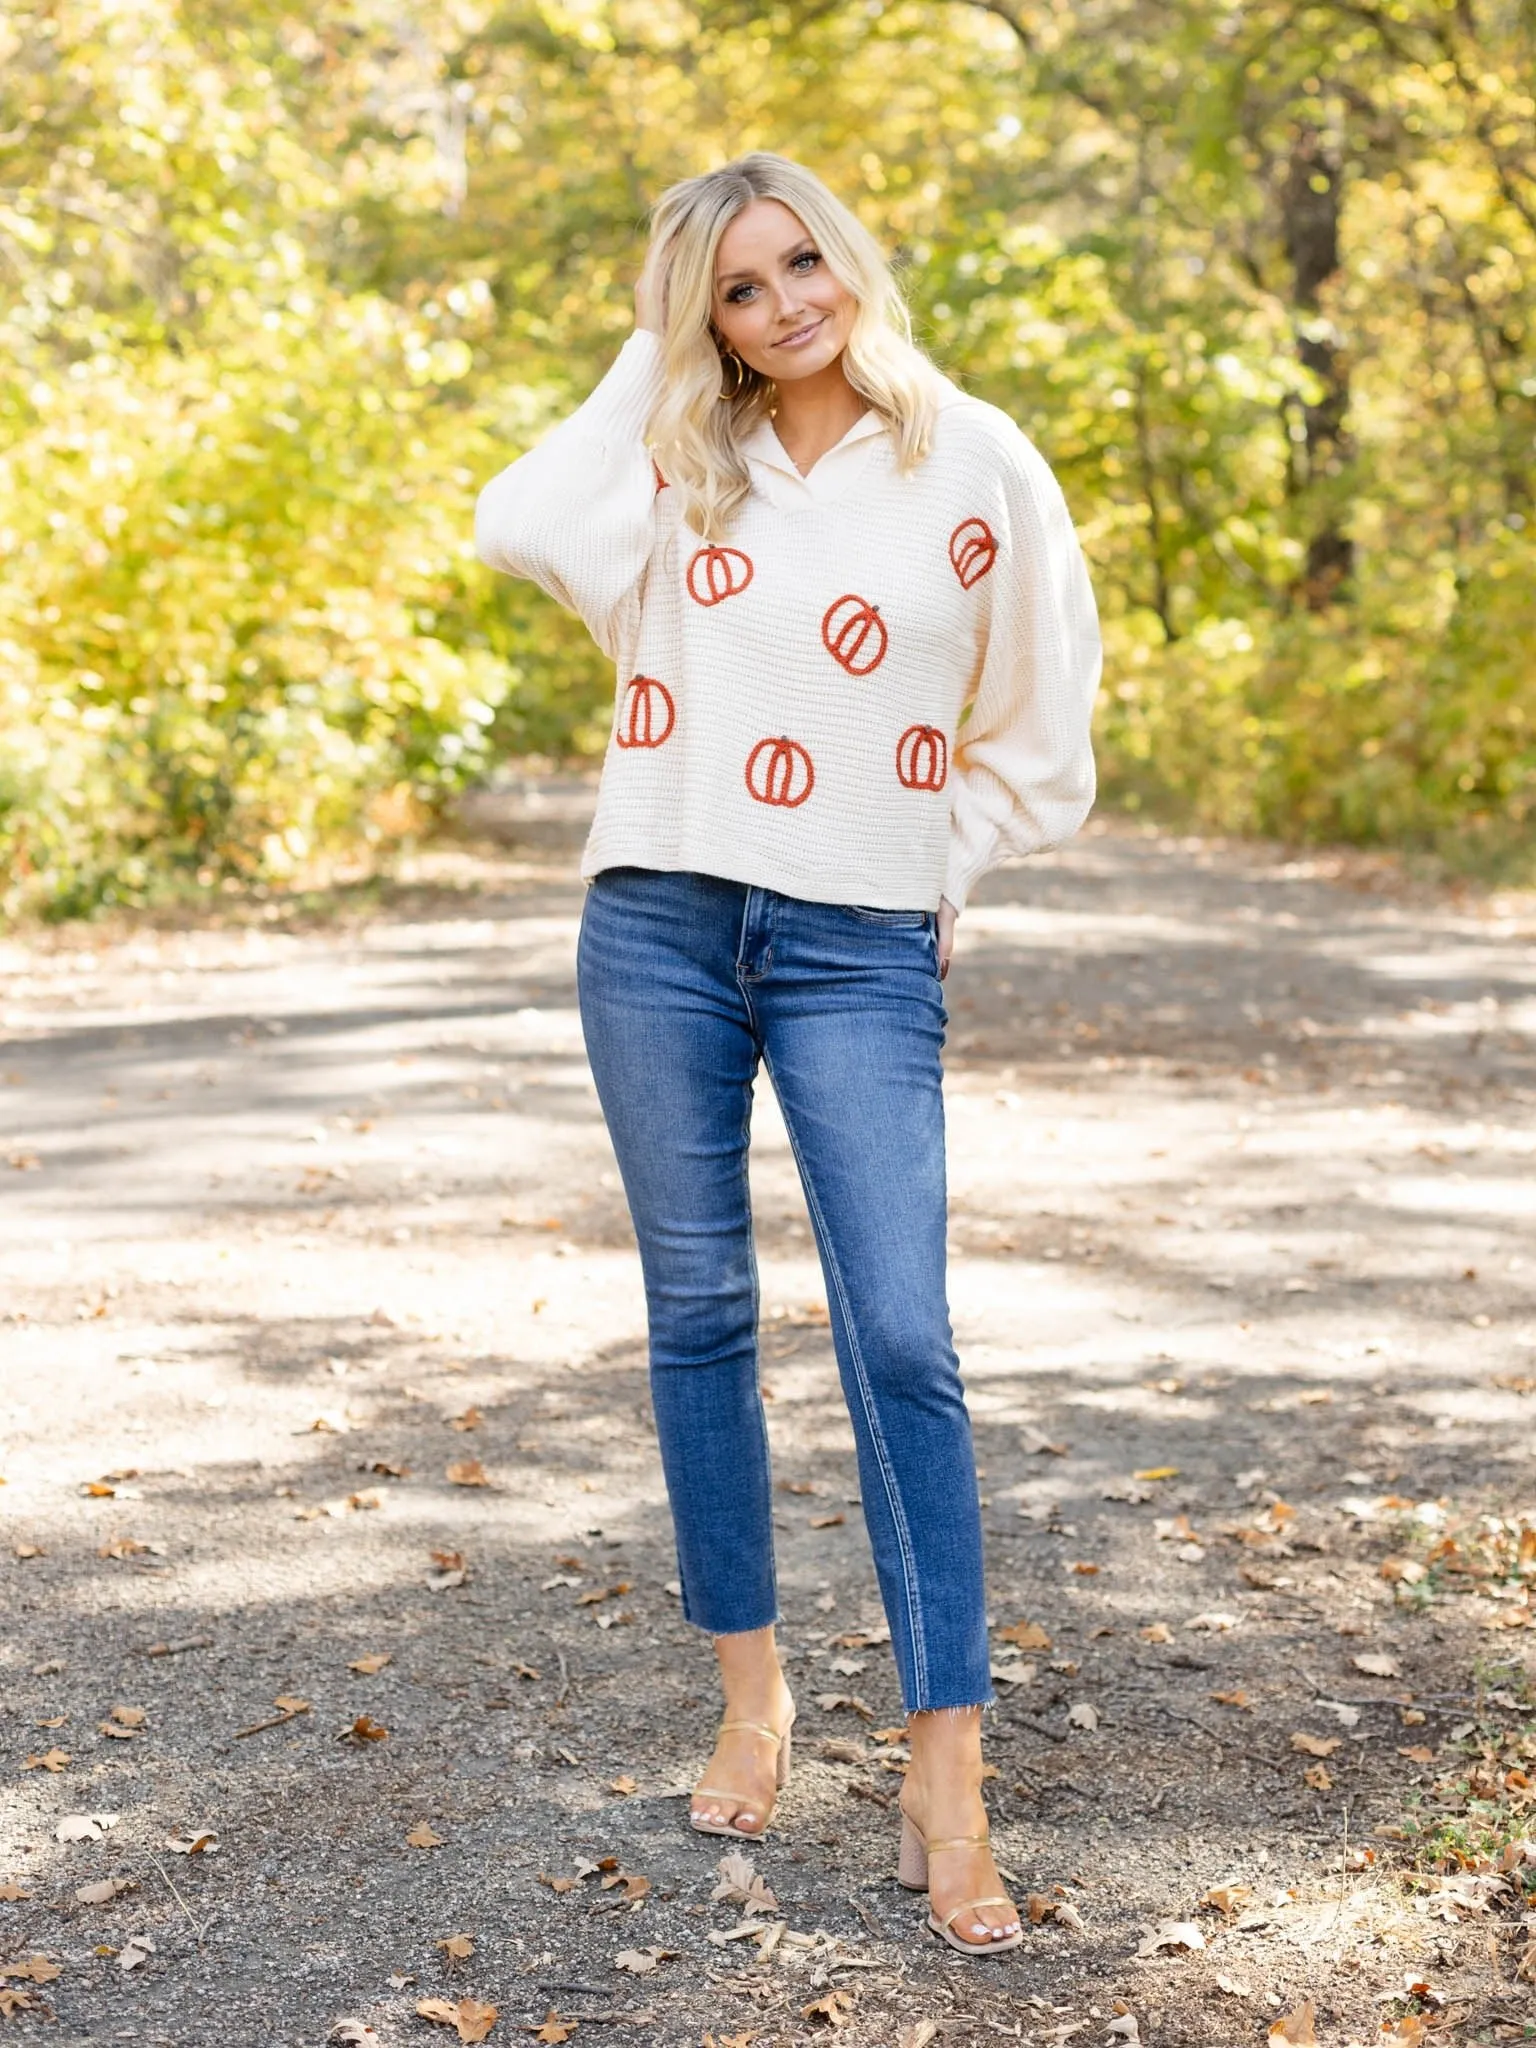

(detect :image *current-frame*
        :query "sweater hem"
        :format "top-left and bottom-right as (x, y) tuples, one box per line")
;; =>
(579, 840), (944, 914)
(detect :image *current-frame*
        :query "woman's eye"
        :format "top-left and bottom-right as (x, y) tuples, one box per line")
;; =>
(725, 251), (820, 303)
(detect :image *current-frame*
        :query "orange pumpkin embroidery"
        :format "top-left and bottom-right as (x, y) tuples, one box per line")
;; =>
(686, 544), (754, 606)
(821, 593), (888, 675)
(652, 459), (670, 493)
(896, 723), (948, 792)
(745, 735), (815, 808)
(949, 517), (998, 589)
(615, 674), (676, 750)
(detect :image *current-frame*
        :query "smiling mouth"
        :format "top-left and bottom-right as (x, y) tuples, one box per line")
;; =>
(773, 317), (825, 347)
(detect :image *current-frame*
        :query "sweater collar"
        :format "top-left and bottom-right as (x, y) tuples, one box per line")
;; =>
(739, 405), (888, 481)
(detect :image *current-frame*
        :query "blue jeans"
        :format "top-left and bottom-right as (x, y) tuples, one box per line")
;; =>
(576, 866), (993, 1713)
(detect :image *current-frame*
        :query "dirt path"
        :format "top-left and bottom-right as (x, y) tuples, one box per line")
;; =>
(2, 791), (1534, 2048)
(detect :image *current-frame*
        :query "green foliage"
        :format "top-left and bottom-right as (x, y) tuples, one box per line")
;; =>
(2, 0), (1532, 916)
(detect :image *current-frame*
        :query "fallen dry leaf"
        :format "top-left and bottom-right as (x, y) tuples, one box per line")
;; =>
(614, 1946), (677, 1974)
(165, 1829), (219, 1855)
(1067, 1702), (1100, 1731)
(712, 1850), (779, 1915)
(1135, 1920), (1205, 1957)
(1185, 1611), (1240, 1632)
(118, 1933), (155, 1973)
(529, 2013), (573, 2045)
(810, 1512), (845, 1529)
(1303, 1763), (1333, 1790)
(608, 1774), (638, 1796)
(329, 2024), (380, 2046)
(1290, 1733), (1342, 1757)
(75, 1877), (137, 1906)
(897, 2026), (940, 2048)
(1215, 1974), (1252, 1997)
(436, 1934), (475, 1961)
(0, 1958), (61, 1984)
(417, 1997), (499, 2042)
(0, 1884), (28, 1901)
(1398, 1744), (1435, 1764)
(1139, 1622), (1174, 1644)
(407, 1822), (444, 1849)
(55, 1814), (118, 1843)
(814, 1692), (873, 1718)
(996, 1620), (1052, 1650)
(349, 1653), (392, 1676)
(1353, 1651), (1401, 1678)
(445, 1460), (489, 1488)
(0, 1992), (40, 2018)
(1267, 2001), (1317, 2046)
(449, 1407), (483, 1431)
(1134, 1466), (1180, 1481)
(338, 1715), (389, 1744)
(1382, 2019), (1429, 2047)
(1201, 1884), (1254, 1916)
(803, 1988), (856, 2028)
(1209, 1689), (1253, 1711)
(22, 1748), (70, 1773)
(108, 1705), (147, 1728)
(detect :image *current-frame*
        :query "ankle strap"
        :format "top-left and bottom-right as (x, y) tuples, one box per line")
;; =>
(719, 1718), (787, 1743)
(923, 1833), (990, 1854)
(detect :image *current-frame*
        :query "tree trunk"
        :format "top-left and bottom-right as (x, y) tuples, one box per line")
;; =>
(1281, 126), (1353, 606)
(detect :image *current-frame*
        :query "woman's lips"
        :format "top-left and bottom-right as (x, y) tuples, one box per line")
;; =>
(772, 317), (825, 349)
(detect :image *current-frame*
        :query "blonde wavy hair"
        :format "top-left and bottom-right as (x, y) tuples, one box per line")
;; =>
(643, 152), (949, 542)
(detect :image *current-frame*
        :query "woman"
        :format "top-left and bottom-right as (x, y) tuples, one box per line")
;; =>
(475, 151), (1101, 1957)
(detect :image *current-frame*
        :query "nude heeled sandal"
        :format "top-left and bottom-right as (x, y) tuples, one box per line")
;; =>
(689, 1713), (795, 1840)
(897, 1811), (1025, 1956)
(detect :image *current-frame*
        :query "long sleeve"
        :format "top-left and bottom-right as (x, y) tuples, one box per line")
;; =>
(942, 428), (1102, 915)
(474, 329), (666, 662)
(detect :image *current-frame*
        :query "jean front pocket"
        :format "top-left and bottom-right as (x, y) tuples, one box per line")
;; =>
(844, 904), (931, 928)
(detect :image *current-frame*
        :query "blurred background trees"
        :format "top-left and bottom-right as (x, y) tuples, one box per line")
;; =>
(2, 0), (1532, 915)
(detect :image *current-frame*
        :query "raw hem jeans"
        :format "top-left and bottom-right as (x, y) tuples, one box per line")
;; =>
(575, 866), (993, 1714)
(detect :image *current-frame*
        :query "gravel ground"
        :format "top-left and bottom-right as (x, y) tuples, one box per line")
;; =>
(2, 787), (1534, 2048)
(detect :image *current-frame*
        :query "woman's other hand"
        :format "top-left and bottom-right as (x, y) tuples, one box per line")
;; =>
(635, 237), (667, 336)
(937, 897), (957, 981)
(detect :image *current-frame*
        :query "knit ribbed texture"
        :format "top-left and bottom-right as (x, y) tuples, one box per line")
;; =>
(474, 329), (1102, 913)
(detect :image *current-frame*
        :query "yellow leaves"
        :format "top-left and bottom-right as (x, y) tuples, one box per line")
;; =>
(338, 1714), (389, 1744)
(996, 1619), (1051, 1650)
(416, 1996), (499, 2041)
(1290, 1733), (1342, 1757)
(802, 1989), (856, 2028)
(1267, 2000), (1316, 2045)
(21, 1748), (70, 1773)
(0, 1957), (61, 1984)
(349, 1653), (392, 1675)
(531, 2013), (576, 2043)
(1134, 1466), (1180, 1482)
(445, 1460), (489, 1487)
(236, 1696), (311, 1738)
(407, 1822), (444, 1848)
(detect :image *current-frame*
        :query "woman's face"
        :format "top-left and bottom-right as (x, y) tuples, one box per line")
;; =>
(710, 198), (857, 386)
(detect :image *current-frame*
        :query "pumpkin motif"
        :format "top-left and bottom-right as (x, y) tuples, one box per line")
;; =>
(652, 459), (670, 493)
(896, 723), (948, 792)
(821, 593), (888, 675)
(948, 517), (998, 590)
(615, 674), (675, 750)
(686, 544), (754, 607)
(745, 735), (815, 808)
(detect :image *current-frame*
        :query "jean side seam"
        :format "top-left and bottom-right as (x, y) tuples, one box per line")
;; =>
(761, 1047), (930, 1708)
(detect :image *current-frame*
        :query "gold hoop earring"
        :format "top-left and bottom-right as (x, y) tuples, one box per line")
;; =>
(718, 349), (747, 401)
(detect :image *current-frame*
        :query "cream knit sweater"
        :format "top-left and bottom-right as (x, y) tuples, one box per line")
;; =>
(474, 329), (1102, 913)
